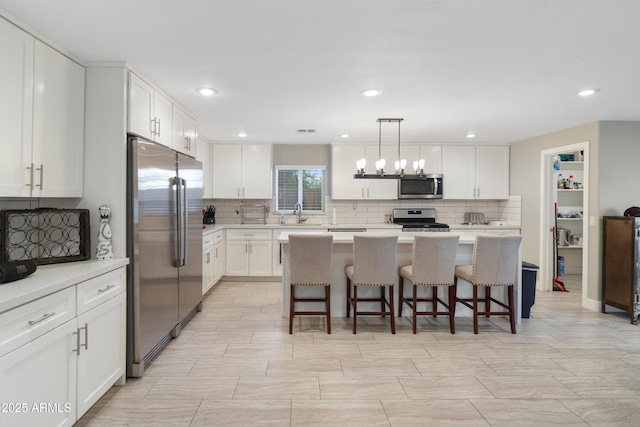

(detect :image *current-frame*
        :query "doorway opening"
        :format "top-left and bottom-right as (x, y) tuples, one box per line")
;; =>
(539, 142), (589, 306)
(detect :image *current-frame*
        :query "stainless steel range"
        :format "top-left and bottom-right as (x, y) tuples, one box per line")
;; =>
(392, 208), (449, 232)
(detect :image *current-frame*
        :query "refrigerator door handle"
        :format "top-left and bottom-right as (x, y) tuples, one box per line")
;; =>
(180, 178), (188, 266)
(174, 177), (187, 267)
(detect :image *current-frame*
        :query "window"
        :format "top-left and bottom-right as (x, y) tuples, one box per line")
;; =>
(276, 166), (325, 212)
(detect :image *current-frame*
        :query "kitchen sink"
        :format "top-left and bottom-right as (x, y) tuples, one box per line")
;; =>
(278, 223), (323, 226)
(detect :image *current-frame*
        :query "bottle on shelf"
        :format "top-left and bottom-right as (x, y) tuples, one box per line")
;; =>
(557, 174), (564, 189)
(568, 175), (574, 189)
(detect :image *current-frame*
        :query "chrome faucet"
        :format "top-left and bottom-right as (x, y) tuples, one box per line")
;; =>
(293, 202), (307, 224)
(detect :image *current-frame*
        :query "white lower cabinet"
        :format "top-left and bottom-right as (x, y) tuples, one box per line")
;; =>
(0, 319), (78, 427)
(0, 266), (126, 426)
(226, 229), (272, 276)
(213, 237), (225, 284)
(203, 230), (224, 295)
(76, 292), (125, 416)
(203, 234), (215, 295)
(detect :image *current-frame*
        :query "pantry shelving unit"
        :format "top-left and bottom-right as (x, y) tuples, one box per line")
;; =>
(555, 155), (585, 275)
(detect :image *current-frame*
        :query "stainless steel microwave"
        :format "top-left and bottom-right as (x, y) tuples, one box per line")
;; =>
(398, 174), (443, 199)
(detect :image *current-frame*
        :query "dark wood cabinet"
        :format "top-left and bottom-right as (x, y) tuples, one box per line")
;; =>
(602, 216), (640, 324)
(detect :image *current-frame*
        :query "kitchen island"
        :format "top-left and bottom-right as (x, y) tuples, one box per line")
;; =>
(279, 231), (523, 324)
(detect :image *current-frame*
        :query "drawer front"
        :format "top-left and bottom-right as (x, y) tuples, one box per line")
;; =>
(213, 230), (224, 244)
(0, 287), (76, 357)
(203, 235), (215, 250)
(76, 268), (125, 315)
(226, 229), (272, 241)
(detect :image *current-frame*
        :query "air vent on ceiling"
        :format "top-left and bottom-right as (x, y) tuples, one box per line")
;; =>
(296, 129), (316, 134)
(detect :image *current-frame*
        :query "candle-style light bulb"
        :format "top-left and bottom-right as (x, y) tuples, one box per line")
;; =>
(377, 158), (385, 174)
(400, 159), (407, 169)
(418, 159), (425, 169)
(394, 160), (400, 172)
(413, 160), (419, 173)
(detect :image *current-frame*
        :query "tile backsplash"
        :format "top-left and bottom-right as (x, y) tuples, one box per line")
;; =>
(208, 195), (522, 226)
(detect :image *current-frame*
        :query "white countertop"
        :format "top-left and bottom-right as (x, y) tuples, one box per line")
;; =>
(205, 223), (519, 235)
(0, 258), (129, 313)
(277, 230), (479, 244)
(204, 223), (404, 235)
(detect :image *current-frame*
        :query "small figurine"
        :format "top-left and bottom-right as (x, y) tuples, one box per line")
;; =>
(96, 205), (114, 260)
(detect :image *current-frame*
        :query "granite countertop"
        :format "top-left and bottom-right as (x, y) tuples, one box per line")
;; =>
(0, 258), (129, 313)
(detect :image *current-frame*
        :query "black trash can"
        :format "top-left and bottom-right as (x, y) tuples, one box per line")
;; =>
(521, 262), (539, 318)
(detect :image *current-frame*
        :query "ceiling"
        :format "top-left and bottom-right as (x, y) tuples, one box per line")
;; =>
(1, 0), (639, 144)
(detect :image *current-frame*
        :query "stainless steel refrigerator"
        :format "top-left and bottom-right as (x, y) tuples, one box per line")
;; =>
(126, 136), (203, 377)
(602, 216), (640, 324)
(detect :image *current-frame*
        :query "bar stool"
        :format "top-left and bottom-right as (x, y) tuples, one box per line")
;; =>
(454, 235), (522, 334)
(345, 234), (398, 334)
(288, 234), (333, 334)
(398, 234), (460, 334)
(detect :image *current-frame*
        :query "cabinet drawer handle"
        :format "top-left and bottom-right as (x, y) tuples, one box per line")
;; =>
(73, 329), (81, 354)
(25, 163), (34, 189)
(28, 312), (55, 326)
(80, 323), (88, 350)
(156, 118), (161, 136)
(98, 284), (116, 293)
(36, 164), (44, 189)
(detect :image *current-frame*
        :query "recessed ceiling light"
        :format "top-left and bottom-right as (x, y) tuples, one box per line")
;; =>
(466, 133), (476, 138)
(360, 88), (383, 97)
(196, 87), (219, 96)
(340, 134), (349, 138)
(237, 132), (247, 138)
(578, 88), (600, 96)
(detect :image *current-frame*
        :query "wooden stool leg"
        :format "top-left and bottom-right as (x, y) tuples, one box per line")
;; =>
(412, 284), (417, 334)
(352, 285), (358, 334)
(448, 285), (456, 334)
(485, 286), (491, 318)
(398, 276), (404, 317)
(432, 286), (437, 317)
(380, 286), (385, 317)
(325, 285), (331, 334)
(473, 285), (479, 334)
(289, 284), (295, 334)
(508, 284), (516, 334)
(389, 285), (396, 334)
(346, 278), (351, 318)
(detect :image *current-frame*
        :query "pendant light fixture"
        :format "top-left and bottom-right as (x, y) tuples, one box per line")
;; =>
(354, 118), (427, 179)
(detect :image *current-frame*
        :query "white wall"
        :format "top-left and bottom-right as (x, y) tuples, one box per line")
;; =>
(511, 120), (640, 302)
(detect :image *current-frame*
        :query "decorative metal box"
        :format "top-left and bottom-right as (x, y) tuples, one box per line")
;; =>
(0, 209), (91, 265)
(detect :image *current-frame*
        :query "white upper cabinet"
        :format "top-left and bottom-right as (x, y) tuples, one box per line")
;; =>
(0, 18), (34, 197)
(331, 144), (398, 200)
(419, 145), (442, 174)
(211, 144), (272, 199)
(128, 72), (172, 147)
(441, 145), (509, 200)
(331, 145), (365, 199)
(172, 104), (197, 156)
(0, 19), (84, 198)
(197, 137), (212, 198)
(32, 41), (85, 198)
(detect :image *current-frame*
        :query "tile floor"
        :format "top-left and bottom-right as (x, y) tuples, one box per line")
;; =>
(78, 275), (640, 426)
